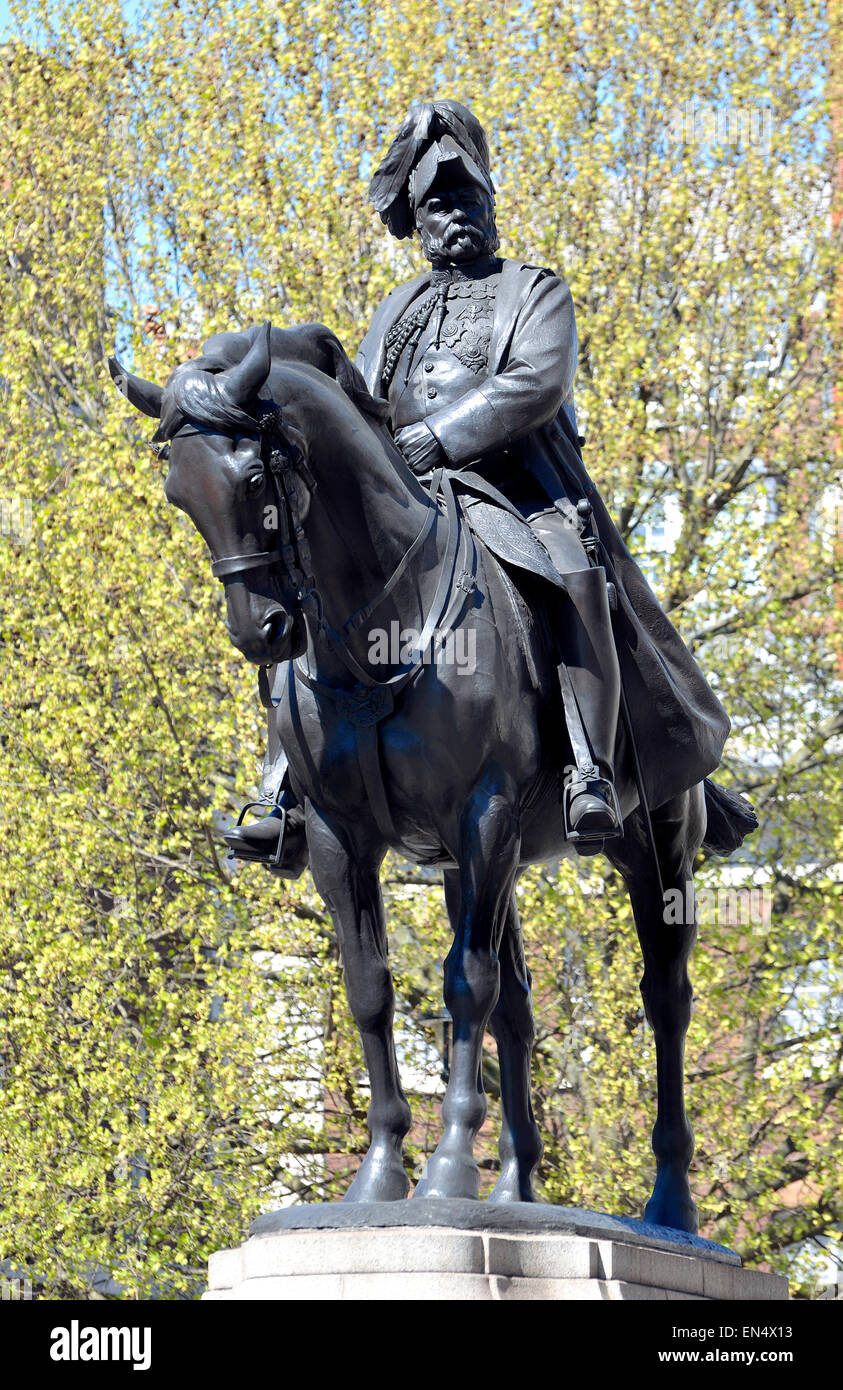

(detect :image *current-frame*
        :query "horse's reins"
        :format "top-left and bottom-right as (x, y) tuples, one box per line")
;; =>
(210, 403), (473, 684)
(206, 404), (477, 840)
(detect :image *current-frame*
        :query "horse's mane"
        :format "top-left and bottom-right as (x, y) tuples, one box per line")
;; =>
(154, 323), (388, 443)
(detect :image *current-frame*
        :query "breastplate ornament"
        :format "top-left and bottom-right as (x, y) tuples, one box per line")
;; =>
(382, 259), (500, 392)
(437, 278), (496, 373)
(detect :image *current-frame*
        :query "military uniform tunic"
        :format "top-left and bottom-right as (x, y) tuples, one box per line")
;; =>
(356, 258), (731, 811)
(382, 258), (587, 575)
(386, 263), (500, 430)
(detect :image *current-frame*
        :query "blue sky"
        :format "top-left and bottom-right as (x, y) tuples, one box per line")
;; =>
(0, 1), (142, 37)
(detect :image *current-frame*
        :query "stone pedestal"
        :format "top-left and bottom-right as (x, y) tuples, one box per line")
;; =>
(203, 1201), (788, 1301)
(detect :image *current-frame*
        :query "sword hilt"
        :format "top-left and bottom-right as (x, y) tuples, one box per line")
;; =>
(577, 498), (616, 607)
(577, 498), (601, 565)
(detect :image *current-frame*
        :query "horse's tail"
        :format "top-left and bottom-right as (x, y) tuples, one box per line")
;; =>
(701, 777), (758, 855)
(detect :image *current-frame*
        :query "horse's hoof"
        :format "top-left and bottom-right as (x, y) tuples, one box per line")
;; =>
(644, 1177), (699, 1234)
(412, 1151), (480, 1201)
(487, 1172), (537, 1204)
(486, 1150), (539, 1206)
(342, 1147), (410, 1203)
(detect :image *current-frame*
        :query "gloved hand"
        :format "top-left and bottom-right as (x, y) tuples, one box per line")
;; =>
(394, 421), (446, 474)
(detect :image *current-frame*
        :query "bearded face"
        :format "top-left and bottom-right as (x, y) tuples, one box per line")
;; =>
(414, 178), (499, 265)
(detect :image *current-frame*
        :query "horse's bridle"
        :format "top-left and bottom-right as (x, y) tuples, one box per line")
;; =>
(203, 400), (472, 697)
(208, 403), (318, 602)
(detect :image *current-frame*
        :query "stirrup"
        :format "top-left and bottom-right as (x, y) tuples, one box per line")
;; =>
(562, 776), (623, 850)
(225, 801), (288, 868)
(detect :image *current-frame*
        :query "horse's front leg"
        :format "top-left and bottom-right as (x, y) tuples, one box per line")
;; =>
(415, 766), (521, 1200)
(610, 786), (705, 1234)
(307, 803), (411, 1202)
(442, 873), (542, 1203)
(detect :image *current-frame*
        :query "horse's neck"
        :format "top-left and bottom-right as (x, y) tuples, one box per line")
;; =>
(300, 413), (440, 683)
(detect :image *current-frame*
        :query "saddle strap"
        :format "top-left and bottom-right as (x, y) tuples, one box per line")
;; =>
(289, 474), (479, 845)
(296, 467), (468, 695)
(354, 722), (399, 841)
(343, 501), (437, 636)
(556, 660), (598, 782)
(259, 662), (280, 710)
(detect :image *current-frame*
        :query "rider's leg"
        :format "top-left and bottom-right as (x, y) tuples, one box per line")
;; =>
(527, 506), (622, 847)
(222, 666), (309, 875)
(556, 565), (622, 847)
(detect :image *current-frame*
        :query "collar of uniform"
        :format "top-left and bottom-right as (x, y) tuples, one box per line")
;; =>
(429, 255), (500, 286)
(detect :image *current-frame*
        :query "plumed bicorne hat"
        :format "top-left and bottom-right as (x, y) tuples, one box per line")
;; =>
(368, 100), (494, 240)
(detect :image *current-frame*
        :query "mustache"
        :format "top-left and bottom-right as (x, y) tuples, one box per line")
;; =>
(445, 222), (482, 241)
(421, 224), (488, 259)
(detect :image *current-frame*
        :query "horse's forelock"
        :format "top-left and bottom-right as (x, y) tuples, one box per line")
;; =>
(156, 355), (260, 442)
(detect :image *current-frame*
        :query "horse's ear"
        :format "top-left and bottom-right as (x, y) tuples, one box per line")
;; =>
(218, 321), (272, 406)
(108, 356), (163, 418)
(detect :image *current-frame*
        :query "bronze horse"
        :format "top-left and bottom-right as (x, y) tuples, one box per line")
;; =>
(110, 323), (755, 1231)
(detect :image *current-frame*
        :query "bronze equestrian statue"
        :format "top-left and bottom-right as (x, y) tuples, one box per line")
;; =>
(110, 101), (756, 1231)
(226, 101), (732, 872)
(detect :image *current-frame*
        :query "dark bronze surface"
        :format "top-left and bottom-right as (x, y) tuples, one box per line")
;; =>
(111, 101), (756, 1230)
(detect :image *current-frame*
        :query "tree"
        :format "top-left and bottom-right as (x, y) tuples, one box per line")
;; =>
(0, 0), (839, 1298)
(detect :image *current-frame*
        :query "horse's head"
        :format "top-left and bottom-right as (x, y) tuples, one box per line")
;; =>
(110, 325), (308, 666)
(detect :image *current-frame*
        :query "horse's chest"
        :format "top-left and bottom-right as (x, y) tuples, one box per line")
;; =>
(279, 646), (541, 857)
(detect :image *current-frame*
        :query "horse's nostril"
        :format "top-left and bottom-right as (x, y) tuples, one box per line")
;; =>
(261, 608), (288, 644)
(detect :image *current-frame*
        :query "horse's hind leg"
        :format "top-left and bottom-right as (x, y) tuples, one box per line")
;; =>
(415, 765), (520, 1201)
(441, 876), (542, 1203)
(610, 786), (705, 1234)
(488, 889), (543, 1202)
(306, 803), (411, 1203)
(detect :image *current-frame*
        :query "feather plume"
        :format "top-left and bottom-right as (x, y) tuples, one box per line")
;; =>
(368, 100), (492, 240)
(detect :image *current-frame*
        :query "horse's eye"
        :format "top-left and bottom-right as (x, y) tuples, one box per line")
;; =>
(245, 471), (265, 495)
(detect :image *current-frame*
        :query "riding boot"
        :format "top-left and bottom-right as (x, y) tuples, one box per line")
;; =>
(223, 683), (310, 876)
(223, 768), (310, 877)
(556, 565), (623, 855)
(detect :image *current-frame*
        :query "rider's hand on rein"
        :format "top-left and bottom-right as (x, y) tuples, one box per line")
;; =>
(394, 421), (447, 475)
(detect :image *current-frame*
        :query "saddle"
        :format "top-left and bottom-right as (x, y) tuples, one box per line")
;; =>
(442, 469), (568, 589)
